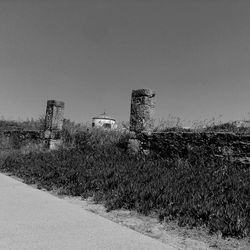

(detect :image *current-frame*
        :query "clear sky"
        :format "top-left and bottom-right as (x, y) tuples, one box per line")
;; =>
(0, 0), (249, 126)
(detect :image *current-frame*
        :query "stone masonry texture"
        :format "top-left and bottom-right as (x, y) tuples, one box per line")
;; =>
(0, 130), (42, 150)
(134, 132), (250, 165)
(44, 100), (65, 148)
(130, 89), (156, 133)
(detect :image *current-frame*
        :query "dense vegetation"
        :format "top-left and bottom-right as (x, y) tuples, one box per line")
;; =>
(0, 127), (250, 238)
(0, 117), (45, 131)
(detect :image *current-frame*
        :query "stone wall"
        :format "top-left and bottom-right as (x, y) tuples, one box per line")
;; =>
(131, 132), (250, 164)
(0, 130), (43, 150)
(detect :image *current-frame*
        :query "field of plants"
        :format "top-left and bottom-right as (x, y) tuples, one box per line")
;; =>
(1, 120), (250, 239)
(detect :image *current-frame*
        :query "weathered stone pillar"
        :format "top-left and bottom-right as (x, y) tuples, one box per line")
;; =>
(44, 100), (65, 149)
(130, 88), (156, 134)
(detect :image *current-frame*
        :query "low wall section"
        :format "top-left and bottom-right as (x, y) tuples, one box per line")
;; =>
(0, 130), (43, 150)
(134, 132), (250, 162)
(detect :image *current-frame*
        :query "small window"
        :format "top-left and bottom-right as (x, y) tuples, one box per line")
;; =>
(92, 123), (95, 127)
(103, 123), (111, 129)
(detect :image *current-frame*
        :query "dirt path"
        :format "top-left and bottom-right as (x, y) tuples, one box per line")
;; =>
(58, 195), (250, 250)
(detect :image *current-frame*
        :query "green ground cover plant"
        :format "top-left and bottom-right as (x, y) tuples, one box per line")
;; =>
(1, 127), (250, 238)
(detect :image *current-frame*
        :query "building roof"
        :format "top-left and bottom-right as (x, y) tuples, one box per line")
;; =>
(92, 112), (116, 121)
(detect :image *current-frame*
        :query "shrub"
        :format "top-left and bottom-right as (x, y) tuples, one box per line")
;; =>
(74, 127), (129, 151)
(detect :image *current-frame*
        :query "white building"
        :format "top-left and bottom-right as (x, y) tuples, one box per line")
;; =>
(92, 112), (116, 129)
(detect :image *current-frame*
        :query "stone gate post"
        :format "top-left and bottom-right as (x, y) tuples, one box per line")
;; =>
(129, 88), (156, 134)
(44, 100), (65, 149)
